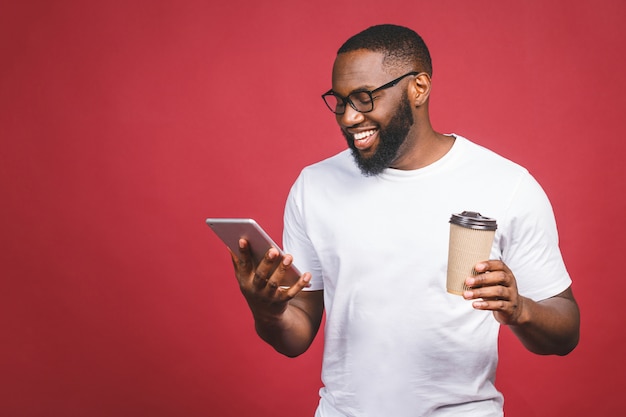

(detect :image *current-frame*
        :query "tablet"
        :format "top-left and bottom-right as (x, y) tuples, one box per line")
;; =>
(206, 218), (301, 287)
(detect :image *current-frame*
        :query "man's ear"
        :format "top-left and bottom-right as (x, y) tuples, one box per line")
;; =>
(411, 73), (432, 107)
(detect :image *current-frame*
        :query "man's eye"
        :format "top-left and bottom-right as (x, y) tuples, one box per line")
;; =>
(350, 92), (372, 105)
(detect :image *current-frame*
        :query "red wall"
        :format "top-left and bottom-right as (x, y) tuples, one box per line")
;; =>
(1, 1), (624, 416)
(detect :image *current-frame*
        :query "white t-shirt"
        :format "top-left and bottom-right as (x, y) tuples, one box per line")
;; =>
(283, 135), (571, 417)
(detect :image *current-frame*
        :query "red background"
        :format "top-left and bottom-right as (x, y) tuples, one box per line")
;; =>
(1, 1), (624, 416)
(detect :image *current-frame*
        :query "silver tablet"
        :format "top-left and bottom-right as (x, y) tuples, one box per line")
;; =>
(206, 218), (301, 287)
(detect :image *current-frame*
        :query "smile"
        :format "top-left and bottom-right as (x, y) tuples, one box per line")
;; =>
(354, 129), (377, 141)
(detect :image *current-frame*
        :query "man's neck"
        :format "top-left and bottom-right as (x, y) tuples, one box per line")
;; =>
(390, 129), (455, 171)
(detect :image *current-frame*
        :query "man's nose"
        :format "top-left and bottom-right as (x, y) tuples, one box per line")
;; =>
(338, 104), (365, 127)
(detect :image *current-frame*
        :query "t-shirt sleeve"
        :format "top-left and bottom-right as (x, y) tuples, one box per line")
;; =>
(283, 173), (325, 291)
(498, 172), (572, 301)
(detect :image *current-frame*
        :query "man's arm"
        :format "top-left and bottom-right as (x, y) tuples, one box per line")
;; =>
(464, 260), (580, 355)
(252, 290), (324, 357)
(231, 239), (324, 357)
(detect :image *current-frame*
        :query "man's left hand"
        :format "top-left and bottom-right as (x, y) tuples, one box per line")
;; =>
(463, 260), (526, 326)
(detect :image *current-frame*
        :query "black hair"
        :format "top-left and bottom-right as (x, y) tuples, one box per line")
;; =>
(337, 24), (432, 76)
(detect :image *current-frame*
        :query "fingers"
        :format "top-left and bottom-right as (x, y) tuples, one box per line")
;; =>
(251, 247), (281, 288)
(465, 260), (511, 289)
(236, 242), (309, 297)
(464, 263), (509, 300)
(463, 274), (515, 319)
(263, 253), (312, 294)
(464, 278), (508, 300)
(465, 271), (508, 294)
(462, 260), (523, 324)
(473, 260), (511, 275)
(231, 239), (280, 290)
(281, 265), (312, 297)
(230, 238), (253, 275)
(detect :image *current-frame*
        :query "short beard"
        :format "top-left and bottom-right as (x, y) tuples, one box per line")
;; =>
(343, 96), (414, 176)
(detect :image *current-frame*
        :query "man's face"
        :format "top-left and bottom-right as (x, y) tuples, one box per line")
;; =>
(331, 50), (415, 176)
(342, 94), (413, 176)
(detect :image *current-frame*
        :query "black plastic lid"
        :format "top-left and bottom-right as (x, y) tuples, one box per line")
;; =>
(449, 211), (497, 230)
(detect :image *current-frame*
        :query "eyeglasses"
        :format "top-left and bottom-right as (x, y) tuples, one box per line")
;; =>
(321, 71), (419, 115)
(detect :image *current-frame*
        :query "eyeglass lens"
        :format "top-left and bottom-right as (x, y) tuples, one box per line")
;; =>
(324, 91), (373, 115)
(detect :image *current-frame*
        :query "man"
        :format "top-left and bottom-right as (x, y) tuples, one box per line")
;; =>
(231, 24), (580, 417)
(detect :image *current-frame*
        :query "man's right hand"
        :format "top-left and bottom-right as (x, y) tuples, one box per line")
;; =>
(230, 238), (312, 320)
(229, 238), (323, 357)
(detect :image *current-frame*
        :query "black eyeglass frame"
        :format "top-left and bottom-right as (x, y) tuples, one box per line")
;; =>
(321, 71), (420, 115)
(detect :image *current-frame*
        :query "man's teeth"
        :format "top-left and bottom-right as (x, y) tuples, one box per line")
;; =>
(354, 130), (376, 141)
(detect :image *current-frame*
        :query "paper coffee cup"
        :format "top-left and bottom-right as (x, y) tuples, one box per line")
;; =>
(446, 211), (497, 295)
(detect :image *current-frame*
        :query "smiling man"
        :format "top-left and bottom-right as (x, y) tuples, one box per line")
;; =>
(322, 36), (448, 176)
(230, 24), (580, 417)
